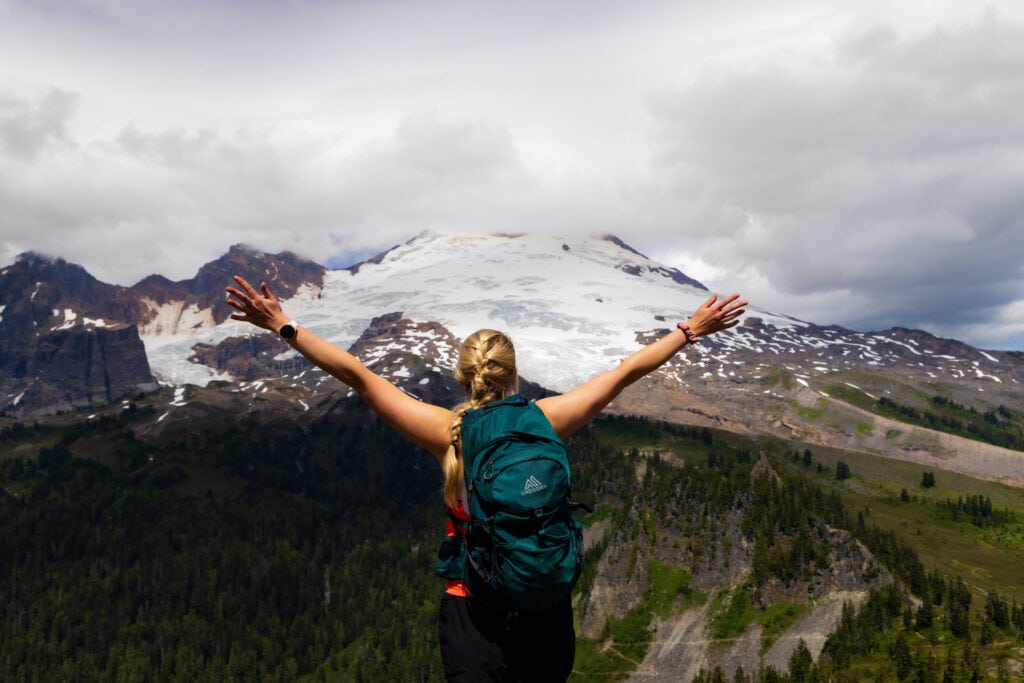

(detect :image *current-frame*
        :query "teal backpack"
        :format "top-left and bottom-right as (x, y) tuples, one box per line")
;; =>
(436, 394), (587, 613)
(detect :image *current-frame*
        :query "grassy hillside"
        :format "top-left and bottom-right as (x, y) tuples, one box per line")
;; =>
(771, 440), (1024, 605)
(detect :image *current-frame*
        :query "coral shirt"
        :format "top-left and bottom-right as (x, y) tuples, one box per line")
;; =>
(445, 502), (471, 597)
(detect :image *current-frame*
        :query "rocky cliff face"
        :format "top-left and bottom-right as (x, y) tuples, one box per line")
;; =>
(12, 325), (157, 414)
(0, 244), (328, 417)
(0, 254), (156, 416)
(133, 244), (327, 334)
(578, 454), (894, 682)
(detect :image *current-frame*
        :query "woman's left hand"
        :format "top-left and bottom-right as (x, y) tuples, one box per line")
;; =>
(686, 293), (747, 339)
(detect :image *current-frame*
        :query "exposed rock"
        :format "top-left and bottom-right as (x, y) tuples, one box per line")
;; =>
(133, 243), (327, 330)
(0, 253), (157, 416)
(4, 325), (157, 416)
(190, 334), (311, 381)
(579, 508), (652, 639)
(581, 452), (895, 683)
(631, 602), (714, 682)
(760, 591), (869, 671)
(0, 245), (330, 415)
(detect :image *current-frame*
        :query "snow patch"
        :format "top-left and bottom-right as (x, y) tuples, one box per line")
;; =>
(52, 308), (78, 331)
(876, 336), (922, 355)
(974, 367), (1002, 383)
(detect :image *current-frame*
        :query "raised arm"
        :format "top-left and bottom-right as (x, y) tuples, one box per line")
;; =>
(225, 276), (454, 461)
(536, 293), (746, 439)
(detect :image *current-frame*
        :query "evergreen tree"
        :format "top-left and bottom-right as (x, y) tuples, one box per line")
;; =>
(942, 645), (958, 683)
(915, 599), (934, 631)
(984, 590), (1010, 629)
(961, 643), (984, 683)
(889, 634), (912, 681)
(928, 571), (946, 607)
(947, 578), (973, 639)
(979, 619), (994, 646)
(788, 638), (813, 682)
(835, 461), (851, 480)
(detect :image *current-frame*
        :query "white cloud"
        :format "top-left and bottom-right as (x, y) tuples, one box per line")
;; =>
(1, 1), (1023, 349)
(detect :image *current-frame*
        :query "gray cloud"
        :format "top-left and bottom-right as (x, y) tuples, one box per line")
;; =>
(642, 11), (1024, 348)
(0, 89), (76, 160)
(0, 104), (554, 284)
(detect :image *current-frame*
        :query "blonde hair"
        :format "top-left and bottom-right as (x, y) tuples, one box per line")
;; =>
(441, 329), (518, 508)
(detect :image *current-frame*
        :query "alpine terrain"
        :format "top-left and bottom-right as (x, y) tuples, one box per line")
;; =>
(2, 231), (1023, 681)
(5, 231), (1020, 486)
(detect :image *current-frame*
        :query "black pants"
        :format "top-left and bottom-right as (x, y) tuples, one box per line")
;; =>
(438, 594), (575, 682)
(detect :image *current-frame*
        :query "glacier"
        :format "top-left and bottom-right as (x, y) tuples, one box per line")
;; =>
(142, 232), (799, 391)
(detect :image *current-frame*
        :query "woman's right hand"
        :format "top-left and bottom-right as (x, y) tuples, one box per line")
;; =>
(225, 275), (290, 333)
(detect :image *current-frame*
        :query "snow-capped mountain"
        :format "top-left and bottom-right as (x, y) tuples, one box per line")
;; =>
(3, 232), (1022, 487)
(149, 232), (774, 390)
(146, 231), (1021, 393)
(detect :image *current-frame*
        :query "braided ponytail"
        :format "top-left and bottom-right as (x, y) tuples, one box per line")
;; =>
(442, 329), (518, 508)
(441, 408), (468, 508)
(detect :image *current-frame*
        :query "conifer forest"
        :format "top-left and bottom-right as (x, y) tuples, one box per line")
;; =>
(1, 401), (1023, 681)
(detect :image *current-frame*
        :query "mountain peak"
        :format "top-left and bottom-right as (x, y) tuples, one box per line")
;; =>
(226, 243), (264, 257)
(360, 231), (708, 290)
(16, 249), (61, 267)
(14, 250), (94, 282)
(213, 232), (725, 391)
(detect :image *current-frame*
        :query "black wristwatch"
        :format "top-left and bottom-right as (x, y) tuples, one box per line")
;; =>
(278, 320), (298, 340)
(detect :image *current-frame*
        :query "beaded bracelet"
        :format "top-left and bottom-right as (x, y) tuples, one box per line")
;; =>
(677, 322), (699, 344)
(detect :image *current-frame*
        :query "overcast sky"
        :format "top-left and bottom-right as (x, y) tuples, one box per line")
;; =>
(2, 1), (1023, 350)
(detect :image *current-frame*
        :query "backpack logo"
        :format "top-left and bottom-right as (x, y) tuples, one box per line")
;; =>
(520, 475), (547, 496)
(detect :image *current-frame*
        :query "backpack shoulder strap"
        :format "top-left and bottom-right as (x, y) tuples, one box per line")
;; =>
(460, 394), (531, 476)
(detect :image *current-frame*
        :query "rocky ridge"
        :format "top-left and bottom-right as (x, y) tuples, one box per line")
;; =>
(2, 233), (1022, 493)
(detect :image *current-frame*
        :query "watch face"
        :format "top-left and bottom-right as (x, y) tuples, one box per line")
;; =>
(279, 324), (297, 339)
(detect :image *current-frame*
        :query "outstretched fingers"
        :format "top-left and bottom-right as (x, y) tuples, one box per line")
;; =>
(689, 293), (748, 337)
(224, 276), (284, 331)
(225, 276), (256, 306)
(700, 293), (719, 311)
(234, 275), (258, 296)
(260, 281), (279, 304)
(717, 295), (747, 328)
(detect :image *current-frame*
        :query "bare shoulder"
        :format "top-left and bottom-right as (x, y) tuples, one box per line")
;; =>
(533, 393), (579, 440)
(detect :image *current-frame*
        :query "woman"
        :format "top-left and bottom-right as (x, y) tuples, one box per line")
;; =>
(225, 274), (746, 682)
